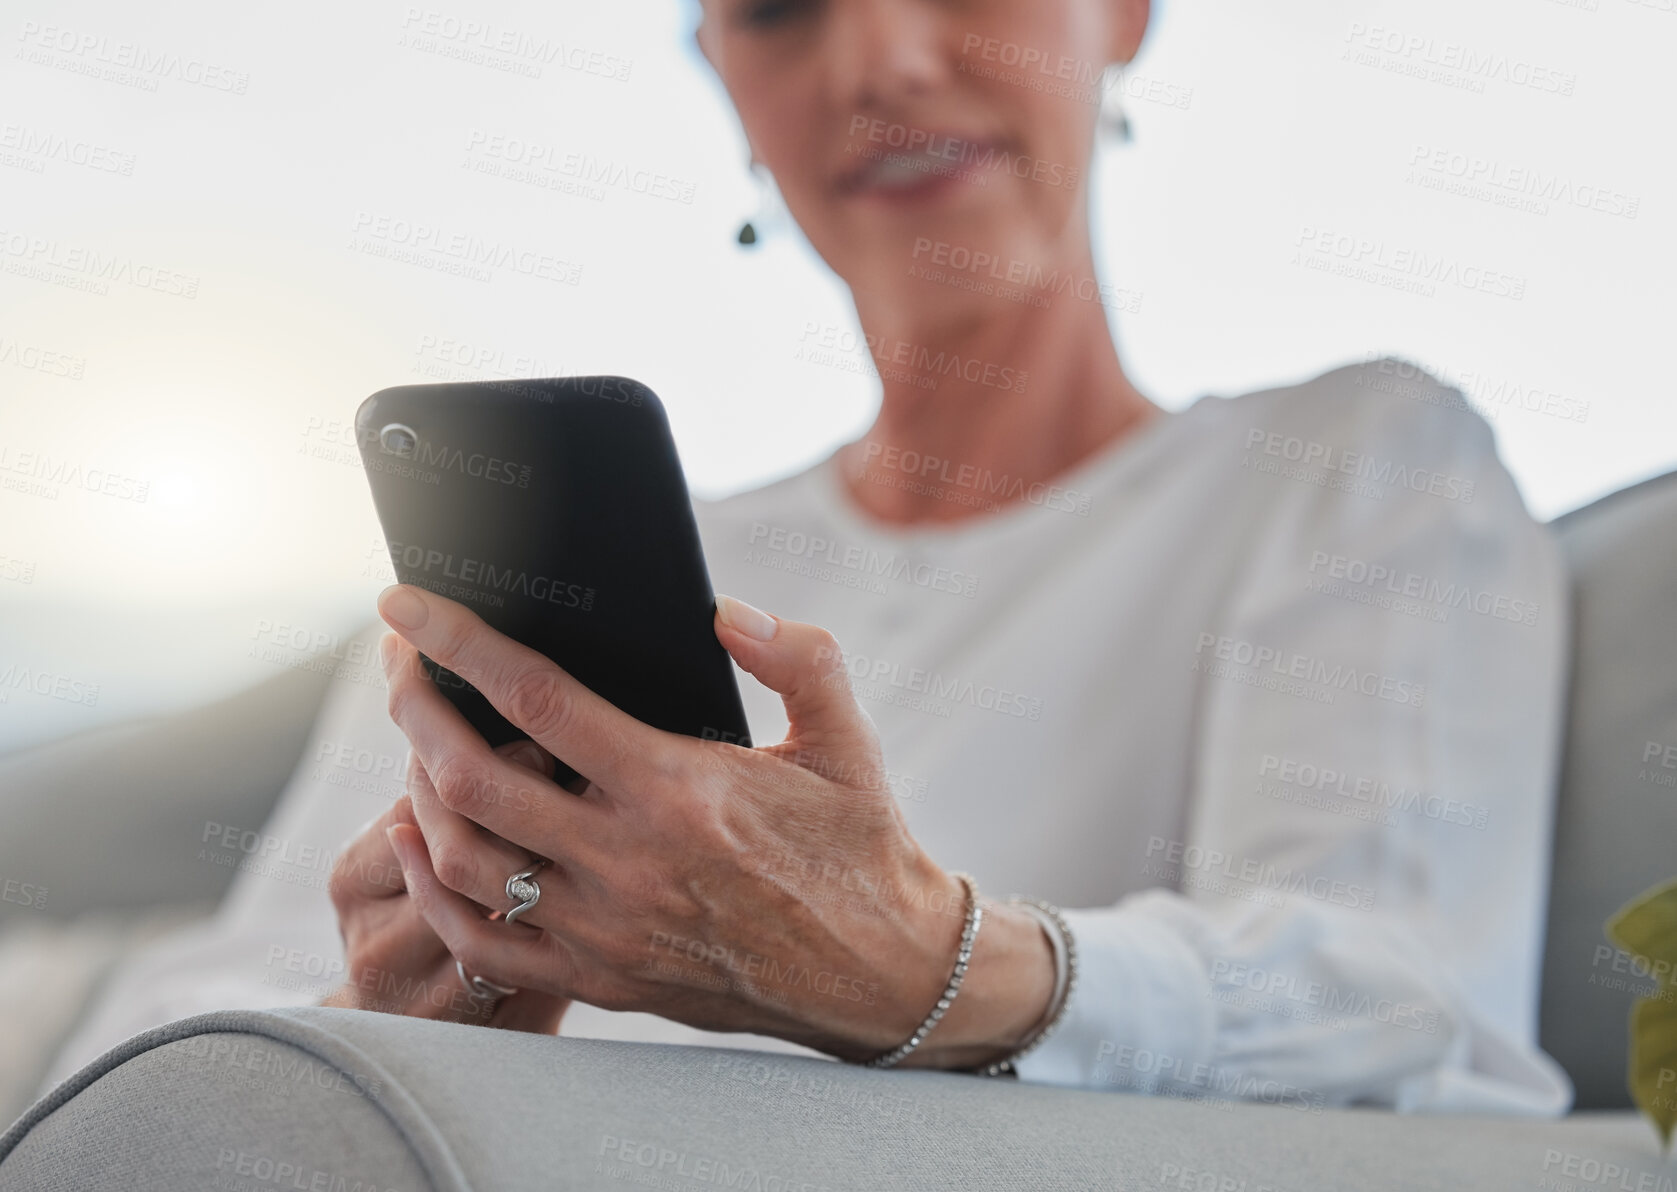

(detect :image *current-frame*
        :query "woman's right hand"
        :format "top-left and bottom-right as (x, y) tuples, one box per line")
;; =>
(321, 747), (569, 1034)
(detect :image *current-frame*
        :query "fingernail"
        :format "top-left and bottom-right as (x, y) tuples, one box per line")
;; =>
(385, 825), (413, 876)
(378, 584), (429, 631)
(716, 594), (777, 642)
(378, 633), (397, 673)
(507, 741), (546, 772)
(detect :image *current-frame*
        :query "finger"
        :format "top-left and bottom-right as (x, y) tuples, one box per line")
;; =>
(384, 633), (601, 874)
(713, 595), (876, 753)
(377, 584), (668, 789)
(327, 800), (413, 905)
(388, 821), (562, 995)
(352, 877), (456, 994)
(391, 792), (417, 828)
(407, 742), (564, 911)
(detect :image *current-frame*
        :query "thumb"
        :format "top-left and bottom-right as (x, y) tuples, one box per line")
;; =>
(713, 595), (874, 752)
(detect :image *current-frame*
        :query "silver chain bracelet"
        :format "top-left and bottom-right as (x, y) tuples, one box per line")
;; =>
(972, 896), (1078, 1078)
(864, 871), (983, 1069)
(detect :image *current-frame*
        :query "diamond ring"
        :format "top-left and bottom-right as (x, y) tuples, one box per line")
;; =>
(504, 858), (549, 926)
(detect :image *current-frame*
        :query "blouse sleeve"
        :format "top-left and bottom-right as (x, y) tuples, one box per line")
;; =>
(1014, 370), (1574, 1114)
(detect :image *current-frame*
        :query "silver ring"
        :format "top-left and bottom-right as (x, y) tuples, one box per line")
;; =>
(504, 858), (549, 926)
(456, 958), (517, 1000)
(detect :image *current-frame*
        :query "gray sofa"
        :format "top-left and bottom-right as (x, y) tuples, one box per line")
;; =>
(2, 468), (1674, 1190)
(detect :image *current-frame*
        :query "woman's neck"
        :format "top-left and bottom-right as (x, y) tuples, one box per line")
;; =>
(835, 281), (1159, 527)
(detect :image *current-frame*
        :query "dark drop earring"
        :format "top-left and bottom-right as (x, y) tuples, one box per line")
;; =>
(736, 158), (773, 248)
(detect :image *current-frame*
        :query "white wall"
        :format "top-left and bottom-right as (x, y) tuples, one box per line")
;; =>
(1, 0), (1671, 749)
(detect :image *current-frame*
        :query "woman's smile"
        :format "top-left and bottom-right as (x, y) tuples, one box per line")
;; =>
(834, 129), (1014, 205)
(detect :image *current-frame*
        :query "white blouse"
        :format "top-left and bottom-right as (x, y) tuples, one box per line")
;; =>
(44, 359), (1573, 1114)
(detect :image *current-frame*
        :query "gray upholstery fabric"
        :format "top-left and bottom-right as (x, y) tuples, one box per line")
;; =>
(1541, 470), (1677, 1109)
(2, 1028), (432, 1192)
(0, 660), (332, 924)
(0, 1006), (1663, 1191)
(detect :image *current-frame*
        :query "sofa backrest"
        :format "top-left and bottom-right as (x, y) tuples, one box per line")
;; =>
(1541, 468), (1677, 1109)
(0, 659), (333, 925)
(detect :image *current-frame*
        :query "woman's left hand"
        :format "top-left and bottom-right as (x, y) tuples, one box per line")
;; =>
(374, 584), (1050, 1066)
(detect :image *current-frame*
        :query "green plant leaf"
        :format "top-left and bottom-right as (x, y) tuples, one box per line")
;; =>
(1605, 878), (1677, 1152)
(1607, 878), (1677, 991)
(1627, 996), (1677, 1153)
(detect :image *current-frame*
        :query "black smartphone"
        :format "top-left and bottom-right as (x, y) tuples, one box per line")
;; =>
(356, 376), (752, 789)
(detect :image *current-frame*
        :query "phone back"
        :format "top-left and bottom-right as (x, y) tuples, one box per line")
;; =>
(356, 376), (752, 786)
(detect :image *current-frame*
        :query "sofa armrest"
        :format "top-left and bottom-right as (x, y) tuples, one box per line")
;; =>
(1, 1006), (1662, 1191)
(0, 661), (333, 924)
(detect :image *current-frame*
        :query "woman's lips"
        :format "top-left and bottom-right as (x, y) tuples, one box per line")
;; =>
(834, 132), (1009, 201)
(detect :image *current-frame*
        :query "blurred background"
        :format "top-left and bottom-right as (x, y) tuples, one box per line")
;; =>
(2, 0), (1673, 754)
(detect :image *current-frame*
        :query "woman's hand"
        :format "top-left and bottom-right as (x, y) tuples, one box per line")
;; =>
(375, 585), (1055, 1068)
(320, 766), (569, 1035)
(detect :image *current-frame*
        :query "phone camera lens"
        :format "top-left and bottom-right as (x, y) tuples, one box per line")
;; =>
(379, 423), (418, 458)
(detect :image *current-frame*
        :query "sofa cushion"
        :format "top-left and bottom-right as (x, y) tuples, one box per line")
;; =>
(0, 659), (332, 925)
(0, 1006), (1663, 1191)
(1542, 469), (1677, 1109)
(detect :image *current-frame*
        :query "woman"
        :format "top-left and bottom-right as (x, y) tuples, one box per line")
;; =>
(318, 0), (1570, 1108)
(47, 0), (1571, 1110)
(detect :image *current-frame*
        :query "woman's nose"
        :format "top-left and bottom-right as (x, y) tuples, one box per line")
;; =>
(824, 0), (944, 112)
